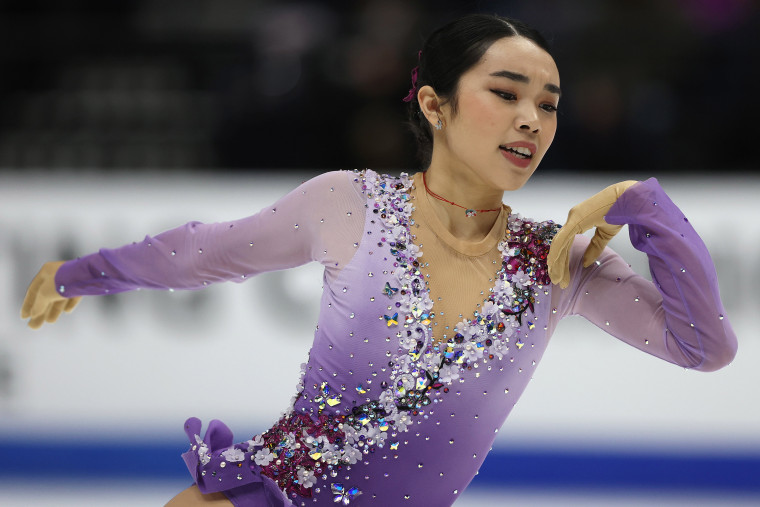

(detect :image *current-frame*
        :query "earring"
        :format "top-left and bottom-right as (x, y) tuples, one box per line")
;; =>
(435, 118), (443, 130)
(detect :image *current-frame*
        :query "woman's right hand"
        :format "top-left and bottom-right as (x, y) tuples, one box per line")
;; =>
(21, 261), (81, 329)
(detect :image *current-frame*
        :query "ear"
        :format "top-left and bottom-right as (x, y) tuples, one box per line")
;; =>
(417, 85), (443, 130)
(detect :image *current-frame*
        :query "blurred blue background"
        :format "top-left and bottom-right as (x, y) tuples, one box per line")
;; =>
(1, 1), (759, 505)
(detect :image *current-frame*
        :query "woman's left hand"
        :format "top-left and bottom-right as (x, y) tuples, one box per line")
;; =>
(548, 180), (638, 289)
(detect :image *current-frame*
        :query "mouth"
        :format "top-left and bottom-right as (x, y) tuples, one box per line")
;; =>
(499, 145), (533, 160)
(499, 142), (536, 169)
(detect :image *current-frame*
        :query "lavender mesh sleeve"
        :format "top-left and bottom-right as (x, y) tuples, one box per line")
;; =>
(550, 178), (737, 372)
(55, 171), (366, 297)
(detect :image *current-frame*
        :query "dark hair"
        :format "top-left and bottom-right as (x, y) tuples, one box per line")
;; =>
(407, 14), (553, 168)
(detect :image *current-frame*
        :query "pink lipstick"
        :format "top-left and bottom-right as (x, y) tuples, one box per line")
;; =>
(499, 141), (536, 169)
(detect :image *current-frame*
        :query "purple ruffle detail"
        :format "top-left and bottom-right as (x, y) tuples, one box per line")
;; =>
(181, 417), (290, 505)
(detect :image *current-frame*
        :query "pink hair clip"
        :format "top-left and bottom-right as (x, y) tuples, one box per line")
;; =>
(402, 50), (422, 102)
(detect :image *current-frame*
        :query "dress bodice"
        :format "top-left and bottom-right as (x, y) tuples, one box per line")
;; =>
(262, 170), (560, 505)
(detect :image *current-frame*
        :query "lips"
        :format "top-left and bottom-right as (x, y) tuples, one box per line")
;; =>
(499, 141), (537, 169)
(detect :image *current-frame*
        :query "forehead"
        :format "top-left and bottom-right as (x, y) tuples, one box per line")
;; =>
(471, 36), (559, 85)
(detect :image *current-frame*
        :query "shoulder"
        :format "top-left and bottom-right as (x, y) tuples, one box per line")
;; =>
(303, 169), (411, 200)
(302, 170), (359, 190)
(353, 169), (415, 198)
(507, 212), (562, 242)
(293, 170), (368, 201)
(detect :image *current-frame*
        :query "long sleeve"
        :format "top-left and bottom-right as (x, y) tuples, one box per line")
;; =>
(55, 171), (366, 297)
(549, 178), (737, 372)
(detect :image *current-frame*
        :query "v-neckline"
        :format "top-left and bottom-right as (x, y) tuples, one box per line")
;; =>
(408, 172), (511, 348)
(362, 169), (556, 364)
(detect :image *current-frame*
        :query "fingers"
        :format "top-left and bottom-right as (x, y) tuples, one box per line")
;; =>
(25, 296), (80, 329)
(549, 180), (637, 289)
(21, 261), (75, 329)
(554, 252), (571, 289)
(27, 313), (46, 330)
(45, 300), (67, 323)
(581, 223), (623, 267)
(549, 252), (571, 289)
(64, 297), (82, 313)
(549, 222), (624, 288)
(20, 276), (44, 319)
(548, 227), (574, 289)
(547, 249), (568, 287)
(25, 299), (60, 329)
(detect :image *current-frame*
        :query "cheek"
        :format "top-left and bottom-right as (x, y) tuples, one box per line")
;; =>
(460, 95), (501, 131)
(542, 119), (558, 150)
(477, 104), (501, 131)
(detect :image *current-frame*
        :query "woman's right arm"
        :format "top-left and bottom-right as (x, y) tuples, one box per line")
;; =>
(21, 170), (366, 328)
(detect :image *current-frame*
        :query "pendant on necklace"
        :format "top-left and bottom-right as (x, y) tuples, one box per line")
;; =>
(465, 209), (477, 218)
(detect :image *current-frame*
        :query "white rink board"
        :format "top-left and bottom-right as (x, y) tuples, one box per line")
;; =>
(1, 170), (757, 452)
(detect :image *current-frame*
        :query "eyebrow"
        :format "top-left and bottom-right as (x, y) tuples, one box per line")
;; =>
(490, 70), (562, 97)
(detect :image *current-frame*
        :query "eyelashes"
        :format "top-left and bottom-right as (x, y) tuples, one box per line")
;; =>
(540, 103), (558, 113)
(491, 89), (559, 113)
(492, 90), (516, 101)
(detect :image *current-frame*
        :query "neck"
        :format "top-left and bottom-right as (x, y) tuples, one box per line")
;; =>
(420, 163), (505, 242)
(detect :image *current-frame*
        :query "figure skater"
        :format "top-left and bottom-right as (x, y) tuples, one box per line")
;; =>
(21, 14), (736, 507)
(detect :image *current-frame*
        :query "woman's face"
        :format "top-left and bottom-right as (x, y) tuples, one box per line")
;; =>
(438, 36), (560, 191)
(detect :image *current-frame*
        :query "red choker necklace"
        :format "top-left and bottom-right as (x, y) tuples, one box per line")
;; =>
(422, 172), (502, 218)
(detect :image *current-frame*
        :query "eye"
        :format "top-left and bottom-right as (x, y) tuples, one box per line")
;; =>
(540, 103), (559, 113)
(492, 90), (516, 101)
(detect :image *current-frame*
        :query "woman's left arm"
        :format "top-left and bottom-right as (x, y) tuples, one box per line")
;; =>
(549, 179), (737, 372)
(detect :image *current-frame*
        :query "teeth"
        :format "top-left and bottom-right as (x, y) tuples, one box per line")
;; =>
(502, 146), (532, 158)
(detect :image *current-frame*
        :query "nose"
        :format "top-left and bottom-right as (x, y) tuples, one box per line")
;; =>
(515, 104), (540, 133)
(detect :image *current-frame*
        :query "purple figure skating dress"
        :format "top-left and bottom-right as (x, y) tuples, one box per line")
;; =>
(55, 170), (737, 506)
